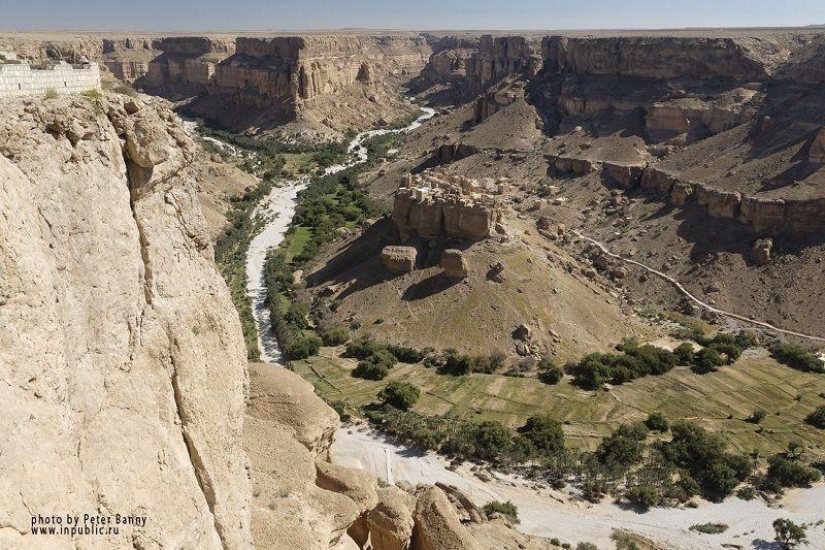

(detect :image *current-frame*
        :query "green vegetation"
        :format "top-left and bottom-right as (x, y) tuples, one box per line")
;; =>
(43, 88), (58, 100)
(379, 381), (420, 410)
(806, 406), (825, 429)
(644, 412), (669, 432)
(320, 326), (350, 346)
(569, 343), (677, 389)
(773, 518), (807, 548)
(112, 83), (137, 97)
(625, 484), (660, 509)
(657, 421), (752, 501)
(538, 356), (564, 385)
(689, 523), (728, 534)
(747, 408), (768, 424)
(770, 342), (824, 374)
(213, 180), (273, 360)
(481, 500), (519, 523)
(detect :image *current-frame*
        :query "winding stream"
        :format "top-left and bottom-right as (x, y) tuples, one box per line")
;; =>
(224, 107), (825, 550)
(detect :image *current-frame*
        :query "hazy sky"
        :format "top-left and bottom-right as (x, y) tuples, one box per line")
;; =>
(3, 0), (825, 31)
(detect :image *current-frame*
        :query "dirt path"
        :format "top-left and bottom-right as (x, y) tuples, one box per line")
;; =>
(572, 230), (825, 343)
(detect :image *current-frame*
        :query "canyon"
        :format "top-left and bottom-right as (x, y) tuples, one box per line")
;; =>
(3, 22), (825, 550)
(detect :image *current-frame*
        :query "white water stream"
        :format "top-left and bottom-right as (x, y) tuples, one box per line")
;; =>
(186, 109), (824, 550)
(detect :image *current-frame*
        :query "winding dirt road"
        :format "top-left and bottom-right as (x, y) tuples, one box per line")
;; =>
(572, 230), (825, 343)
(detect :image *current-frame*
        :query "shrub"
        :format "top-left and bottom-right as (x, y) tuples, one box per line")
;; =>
(689, 523), (728, 534)
(657, 421), (749, 501)
(692, 347), (724, 374)
(379, 381), (420, 411)
(352, 361), (389, 380)
(625, 484), (659, 509)
(43, 88), (58, 100)
(747, 408), (767, 424)
(386, 344), (425, 363)
(286, 334), (322, 359)
(805, 406), (825, 429)
(770, 343), (824, 373)
(673, 342), (695, 365)
(539, 356), (564, 385)
(645, 412), (670, 432)
(344, 336), (383, 359)
(708, 341), (742, 364)
(320, 326), (350, 346)
(764, 455), (821, 490)
(596, 428), (644, 469)
(481, 500), (519, 523)
(576, 543), (598, 550)
(773, 518), (807, 548)
(518, 415), (565, 455)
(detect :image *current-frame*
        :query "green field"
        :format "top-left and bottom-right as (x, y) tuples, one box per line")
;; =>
(284, 226), (312, 262)
(292, 349), (825, 455)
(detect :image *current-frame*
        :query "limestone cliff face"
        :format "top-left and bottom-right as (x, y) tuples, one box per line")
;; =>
(0, 95), (251, 548)
(542, 36), (797, 79)
(419, 34), (541, 98)
(637, 167), (825, 237)
(178, 34), (431, 133)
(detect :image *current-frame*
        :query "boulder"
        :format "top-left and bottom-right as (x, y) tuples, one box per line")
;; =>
(367, 487), (417, 550)
(247, 365), (340, 455)
(751, 238), (773, 266)
(411, 487), (483, 550)
(382, 246), (417, 274)
(440, 249), (469, 279)
(603, 161), (646, 188)
(670, 181), (694, 206)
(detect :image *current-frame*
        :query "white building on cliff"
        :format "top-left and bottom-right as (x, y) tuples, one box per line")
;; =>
(0, 53), (101, 97)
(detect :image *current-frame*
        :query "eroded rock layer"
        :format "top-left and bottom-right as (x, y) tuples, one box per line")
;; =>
(0, 95), (251, 549)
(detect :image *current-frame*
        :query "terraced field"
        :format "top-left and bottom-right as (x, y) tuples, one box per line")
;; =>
(293, 348), (825, 454)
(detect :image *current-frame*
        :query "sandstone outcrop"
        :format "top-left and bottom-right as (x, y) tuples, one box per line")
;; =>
(411, 487), (484, 550)
(392, 170), (502, 241)
(627, 166), (825, 237)
(603, 160), (647, 188)
(244, 364), (365, 550)
(440, 249), (469, 279)
(246, 364), (340, 456)
(382, 246), (418, 274)
(367, 487), (417, 550)
(751, 238), (773, 266)
(0, 94), (251, 548)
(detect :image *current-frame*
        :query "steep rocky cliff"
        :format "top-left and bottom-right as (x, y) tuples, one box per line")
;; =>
(0, 94), (252, 548)
(177, 34), (431, 138)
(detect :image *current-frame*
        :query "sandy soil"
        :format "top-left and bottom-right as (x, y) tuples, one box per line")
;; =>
(333, 426), (825, 550)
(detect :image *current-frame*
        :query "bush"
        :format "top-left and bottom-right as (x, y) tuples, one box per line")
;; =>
(539, 356), (564, 385)
(518, 415), (565, 455)
(481, 500), (519, 523)
(286, 334), (322, 359)
(576, 543), (598, 550)
(386, 344), (425, 363)
(770, 343), (824, 373)
(747, 408), (767, 424)
(596, 428), (644, 470)
(645, 412), (670, 432)
(805, 406), (825, 429)
(625, 484), (659, 509)
(379, 381), (420, 411)
(353, 361), (389, 381)
(44, 88), (58, 100)
(673, 342), (695, 365)
(773, 518), (807, 548)
(344, 336), (384, 359)
(689, 523), (728, 534)
(321, 326), (350, 346)
(658, 421), (749, 501)
(692, 347), (724, 374)
(764, 455), (821, 490)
